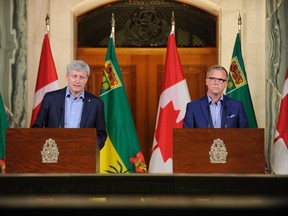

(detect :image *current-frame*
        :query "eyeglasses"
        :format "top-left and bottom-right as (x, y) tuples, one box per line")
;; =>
(207, 77), (227, 83)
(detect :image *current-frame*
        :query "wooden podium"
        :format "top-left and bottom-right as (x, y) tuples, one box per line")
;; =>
(173, 128), (266, 174)
(5, 128), (99, 173)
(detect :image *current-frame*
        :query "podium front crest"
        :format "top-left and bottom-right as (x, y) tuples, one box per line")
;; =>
(209, 138), (228, 163)
(41, 138), (60, 163)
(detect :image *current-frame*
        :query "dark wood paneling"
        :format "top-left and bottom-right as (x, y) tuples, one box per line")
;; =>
(77, 47), (217, 166)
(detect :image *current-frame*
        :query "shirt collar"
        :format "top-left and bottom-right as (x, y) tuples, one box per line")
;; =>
(207, 94), (223, 105)
(65, 87), (85, 101)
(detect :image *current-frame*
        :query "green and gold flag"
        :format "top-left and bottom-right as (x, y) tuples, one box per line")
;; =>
(226, 33), (258, 128)
(99, 34), (147, 173)
(0, 94), (8, 173)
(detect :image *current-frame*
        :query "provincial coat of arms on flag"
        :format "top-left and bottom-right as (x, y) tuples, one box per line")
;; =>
(227, 57), (247, 89)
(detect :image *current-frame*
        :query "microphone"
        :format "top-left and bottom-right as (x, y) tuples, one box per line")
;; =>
(59, 107), (63, 128)
(207, 104), (211, 128)
(223, 105), (227, 128)
(43, 108), (47, 128)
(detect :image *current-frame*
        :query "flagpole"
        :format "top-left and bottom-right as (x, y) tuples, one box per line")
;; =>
(148, 10), (191, 173)
(30, 14), (59, 127)
(226, 12), (258, 128)
(100, 15), (147, 173)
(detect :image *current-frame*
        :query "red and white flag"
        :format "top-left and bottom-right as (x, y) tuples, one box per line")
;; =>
(271, 68), (288, 174)
(148, 30), (191, 173)
(30, 33), (59, 127)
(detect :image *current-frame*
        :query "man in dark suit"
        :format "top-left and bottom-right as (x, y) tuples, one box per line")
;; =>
(183, 65), (248, 128)
(32, 60), (107, 149)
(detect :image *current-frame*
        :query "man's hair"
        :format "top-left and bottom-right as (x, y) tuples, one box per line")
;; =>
(206, 65), (229, 79)
(67, 60), (90, 77)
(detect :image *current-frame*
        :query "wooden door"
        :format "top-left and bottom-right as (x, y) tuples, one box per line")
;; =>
(77, 47), (217, 166)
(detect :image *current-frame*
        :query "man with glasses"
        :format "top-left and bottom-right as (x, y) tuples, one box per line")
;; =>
(183, 65), (248, 128)
(32, 60), (107, 149)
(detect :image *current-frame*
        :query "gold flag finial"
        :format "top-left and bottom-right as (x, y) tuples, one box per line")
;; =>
(238, 12), (242, 32)
(111, 13), (115, 28)
(45, 14), (50, 32)
(171, 11), (175, 33)
(111, 13), (115, 44)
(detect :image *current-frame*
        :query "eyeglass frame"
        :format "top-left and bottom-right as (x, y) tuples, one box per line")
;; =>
(206, 76), (227, 84)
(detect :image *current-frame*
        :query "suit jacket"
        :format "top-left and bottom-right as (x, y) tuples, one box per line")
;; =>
(183, 95), (248, 128)
(32, 87), (107, 149)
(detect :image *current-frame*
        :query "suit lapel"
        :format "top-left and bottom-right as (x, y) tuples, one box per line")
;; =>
(80, 93), (92, 127)
(56, 88), (66, 128)
(200, 97), (211, 127)
(221, 96), (229, 128)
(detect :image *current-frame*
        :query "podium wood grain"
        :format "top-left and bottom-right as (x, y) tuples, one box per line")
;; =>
(6, 128), (98, 173)
(173, 128), (265, 174)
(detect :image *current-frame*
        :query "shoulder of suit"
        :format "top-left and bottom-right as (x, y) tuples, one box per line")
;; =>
(223, 95), (243, 104)
(186, 96), (205, 107)
(84, 90), (100, 100)
(194, 95), (207, 104)
(45, 87), (65, 96)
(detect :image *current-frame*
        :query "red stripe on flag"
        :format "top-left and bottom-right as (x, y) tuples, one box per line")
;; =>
(161, 33), (185, 92)
(30, 33), (59, 127)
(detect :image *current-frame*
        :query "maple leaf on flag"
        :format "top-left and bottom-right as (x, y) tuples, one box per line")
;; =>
(155, 101), (182, 162)
(148, 28), (191, 173)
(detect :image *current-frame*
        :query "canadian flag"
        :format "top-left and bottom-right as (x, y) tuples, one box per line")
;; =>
(270, 68), (288, 174)
(30, 33), (59, 127)
(148, 30), (191, 173)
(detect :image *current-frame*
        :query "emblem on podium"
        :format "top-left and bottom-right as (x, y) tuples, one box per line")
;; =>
(41, 138), (60, 163)
(209, 138), (228, 163)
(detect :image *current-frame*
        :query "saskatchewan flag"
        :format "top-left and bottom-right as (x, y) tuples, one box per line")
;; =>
(0, 94), (8, 173)
(99, 34), (147, 173)
(226, 33), (258, 128)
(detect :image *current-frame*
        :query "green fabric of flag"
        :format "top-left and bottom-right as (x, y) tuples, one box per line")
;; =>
(99, 35), (147, 173)
(226, 33), (258, 128)
(0, 94), (8, 159)
(0, 94), (8, 173)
